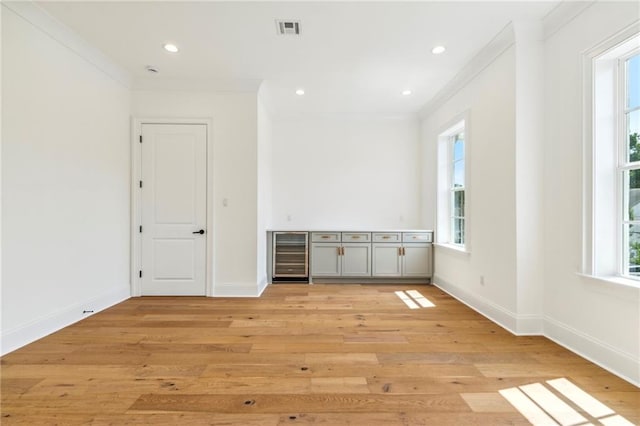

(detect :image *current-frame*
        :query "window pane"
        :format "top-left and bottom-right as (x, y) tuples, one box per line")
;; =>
(453, 190), (465, 217)
(628, 224), (640, 276)
(453, 135), (464, 161)
(629, 109), (640, 162)
(453, 159), (465, 187)
(453, 218), (465, 245)
(626, 169), (640, 221)
(627, 54), (640, 110)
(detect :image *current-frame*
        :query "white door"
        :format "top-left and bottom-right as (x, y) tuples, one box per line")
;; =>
(141, 123), (207, 295)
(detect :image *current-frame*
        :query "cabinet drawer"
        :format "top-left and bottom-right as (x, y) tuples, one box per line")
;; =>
(311, 232), (341, 242)
(402, 232), (433, 243)
(372, 232), (401, 243)
(342, 232), (370, 242)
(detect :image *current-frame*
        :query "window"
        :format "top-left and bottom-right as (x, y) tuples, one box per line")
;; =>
(621, 52), (640, 277)
(437, 117), (467, 250)
(451, 132), (466, 245)
(586, 30), (640, 285)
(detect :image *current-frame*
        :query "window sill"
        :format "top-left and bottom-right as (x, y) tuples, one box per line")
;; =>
(434, 243), (471, 256)
(577, 273), (640, 292)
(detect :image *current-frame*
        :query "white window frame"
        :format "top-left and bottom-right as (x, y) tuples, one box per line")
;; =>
(436, 115), (470, 252)
(583, 25), (640, 288)
(619, 48), (640, 278)
(450, 132), (466, 246)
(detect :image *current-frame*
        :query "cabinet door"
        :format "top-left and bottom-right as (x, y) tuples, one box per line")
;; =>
(311, 243), (341, 277)
(402, 244), (432, 277)
(372, 243), (402, 277)
(341, 243), (371, 277)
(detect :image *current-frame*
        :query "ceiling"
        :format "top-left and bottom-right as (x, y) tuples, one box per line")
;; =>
(37, 1), (559, 118)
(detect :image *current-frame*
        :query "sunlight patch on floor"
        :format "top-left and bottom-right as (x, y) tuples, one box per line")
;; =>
(394, 291), (419, 309)
(499, 378), (634, 426)
(394, 290), (436, 309)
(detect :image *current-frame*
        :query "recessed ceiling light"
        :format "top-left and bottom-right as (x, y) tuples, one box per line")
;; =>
(163, 43), (179, 53)
(432, 45), (446, 55)
(402, 90), (412, 96)
(295, 89), (305, 96)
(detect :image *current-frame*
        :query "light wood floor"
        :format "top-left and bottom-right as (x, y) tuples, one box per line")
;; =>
(1, 284), (638, 425)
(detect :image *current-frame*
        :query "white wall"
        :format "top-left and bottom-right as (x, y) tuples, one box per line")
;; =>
(131, 90), (262, 296)
(422, 45), (518, 324)
(543, 2), (640, 384)
(513, 20), (545, 332)
(422, 2), (640, 384)
(1, 4), (131, 354)
(257, 89), (273, 290)
(271, 117), (421, 230)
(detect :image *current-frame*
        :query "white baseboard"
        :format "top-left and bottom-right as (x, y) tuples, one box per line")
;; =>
(433, 275), (519, 334)
(1, 286), (130, 356)
(434, 276), (543, 335)
(257, 277), (269, 296)
(516, 314), (544, 335)
(544, 316), (640, 387)
(434, 275), (639, 386)
(212, 281), (263, 297)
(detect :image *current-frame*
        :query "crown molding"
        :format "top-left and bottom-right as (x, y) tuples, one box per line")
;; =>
(418, 1), (597, 121)
(2, 1), (132, 88)
(418, 22), (515, 120)
(543, 1), (595, 40)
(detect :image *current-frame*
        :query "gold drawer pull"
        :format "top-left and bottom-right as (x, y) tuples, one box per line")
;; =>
(321, 235), (330, 239)
(352, 236), (361, 239)
(382, 236), (391, 239)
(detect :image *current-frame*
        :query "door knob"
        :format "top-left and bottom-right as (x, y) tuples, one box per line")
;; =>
(192, 229), (205, 235)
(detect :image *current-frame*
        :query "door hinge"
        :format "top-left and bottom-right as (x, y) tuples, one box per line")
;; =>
(139, 180), (143, 188)
(139, 270), (142, 278)
(139, 135), (142, 143)
(139, 225), (142, 233)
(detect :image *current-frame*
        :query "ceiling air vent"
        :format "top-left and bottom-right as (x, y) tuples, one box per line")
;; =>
(276, 20), (300, 35)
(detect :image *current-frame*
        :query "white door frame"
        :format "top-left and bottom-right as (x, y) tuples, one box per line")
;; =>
(130, 117), (214, 297)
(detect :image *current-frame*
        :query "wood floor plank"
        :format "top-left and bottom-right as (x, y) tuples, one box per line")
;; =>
(128, 392), (470, 413)
(1, 283), (637, 425)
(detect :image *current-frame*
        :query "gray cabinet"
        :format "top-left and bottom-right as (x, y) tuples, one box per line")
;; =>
(372, 232), (432, 278)
(341, 242), (371, 277)
(403, 243), (432, 277)
(371, 243), (402, 276)
(307, 230), (432, 281)
(311, 233), (371, 277)
(310, 242), (341, 277)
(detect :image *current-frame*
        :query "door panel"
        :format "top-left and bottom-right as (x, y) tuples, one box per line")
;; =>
(372, 243), (402, 277)
(311, 243), (341, 277)
(403, 244), (432, 277)
(341, 243), (371, 277)
(153, 135), (197, 224)
(152, 239), (195, 279)
(141, 123), (207, 295)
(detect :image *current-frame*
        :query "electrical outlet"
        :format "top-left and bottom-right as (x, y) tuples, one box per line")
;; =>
(287, 214), (292, 222)
(480, 276), (485, 286)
